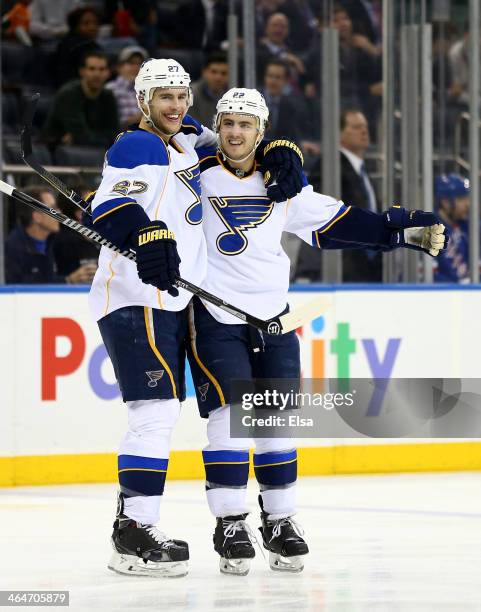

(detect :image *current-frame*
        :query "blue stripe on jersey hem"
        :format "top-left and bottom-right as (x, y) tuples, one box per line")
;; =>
(92, 197), (134, 222)
(253, 449), (297, 467)
(202, 450), (249, 464)
(118, 454), (169, 471)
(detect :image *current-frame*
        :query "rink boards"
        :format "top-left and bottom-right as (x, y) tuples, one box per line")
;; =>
(1, 284), (481, 486)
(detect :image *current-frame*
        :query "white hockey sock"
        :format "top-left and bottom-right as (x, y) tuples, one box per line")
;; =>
(204, 405), (250, 517)
(118, 398), (180, 525)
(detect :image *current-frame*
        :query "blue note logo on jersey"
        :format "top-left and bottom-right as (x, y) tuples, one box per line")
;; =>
(175, 164), (202, 225)
(209, 196), (274, 255)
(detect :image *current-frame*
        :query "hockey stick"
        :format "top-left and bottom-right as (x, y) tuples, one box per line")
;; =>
(0, 180), (330, 334)
(21, 93), (91, 213)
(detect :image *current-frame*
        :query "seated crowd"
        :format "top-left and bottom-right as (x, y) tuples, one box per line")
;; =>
(1, 0), (473, 284)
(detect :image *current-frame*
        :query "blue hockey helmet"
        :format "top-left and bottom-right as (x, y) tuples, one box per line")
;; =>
(435, 173), (470, 207)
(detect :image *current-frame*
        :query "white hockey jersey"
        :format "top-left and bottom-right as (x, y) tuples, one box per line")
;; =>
(197, 148), (347, 324)
(89, 117), (216, 321)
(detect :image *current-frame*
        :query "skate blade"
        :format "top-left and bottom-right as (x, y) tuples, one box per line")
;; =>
(108, 551), (188, 578)
(269, 551), (304, 573)
(219, 557), (251, 576)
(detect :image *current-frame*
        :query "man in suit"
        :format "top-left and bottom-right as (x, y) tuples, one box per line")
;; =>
(257, 13), (306, 91)
(295, 108), (382, 282)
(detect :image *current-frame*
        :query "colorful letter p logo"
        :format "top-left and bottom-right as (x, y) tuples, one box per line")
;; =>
(42, 318), (86, 401)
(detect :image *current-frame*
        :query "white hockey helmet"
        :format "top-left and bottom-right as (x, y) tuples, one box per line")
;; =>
(214, 88), (269, 135)
(134, 58), (192, 107)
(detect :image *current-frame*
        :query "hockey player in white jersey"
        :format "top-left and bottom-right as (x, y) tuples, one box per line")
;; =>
(189, 88), (448, 575)
(89, 57), (215, 578)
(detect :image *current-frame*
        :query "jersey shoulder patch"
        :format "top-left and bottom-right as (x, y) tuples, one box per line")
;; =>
(180, 114), (203, 136)
(107, 129), (169, 169)
(196, 145), (218, 173)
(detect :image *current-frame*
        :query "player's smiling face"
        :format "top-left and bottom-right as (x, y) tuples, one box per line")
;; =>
(148, 87), (189, 135)
(219, 114), (259, 161)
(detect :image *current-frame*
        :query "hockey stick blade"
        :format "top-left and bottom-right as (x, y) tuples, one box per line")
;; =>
(0, 180), (304, 334)
(20, 94), (90, 213)
(265, 295), (331, 334)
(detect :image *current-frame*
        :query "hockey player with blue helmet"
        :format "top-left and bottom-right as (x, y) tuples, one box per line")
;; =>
(434, 173), (470, 282)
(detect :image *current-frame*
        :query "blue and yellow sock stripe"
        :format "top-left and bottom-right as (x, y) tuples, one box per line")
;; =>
(118, 454), (169, 496)
(202, 450), (249, 465)
(118, 454), (168, 472)
(254, 449), (297, 486)
(203, 450), (250, 488)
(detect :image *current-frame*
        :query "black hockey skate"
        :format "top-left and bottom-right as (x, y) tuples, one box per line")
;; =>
(108, 493), (189, 578)
(213, 514), (256, 575)
(258, 496), (308, 572)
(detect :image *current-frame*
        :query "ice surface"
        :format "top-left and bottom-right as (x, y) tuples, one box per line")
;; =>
(1, 473), (481, 611)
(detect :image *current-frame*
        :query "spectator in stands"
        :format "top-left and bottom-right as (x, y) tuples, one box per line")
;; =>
(433, 22), (459, 101)
(255, 0), (284, 32)
(28, 0), (82, 40)
(53, 187), (100, 279)
(257, 12), (305, 91)
(190, 52), (229, 127)
(304, 4), (382, 130)
(103, 0), (158, 54)
(261, 58), (310, 145)
(174, 0), (228, 51)
(340, 0), (382, 49)
(43, 50), (119, 148)
(256, 0), (317, 53)
(432, 22), (461, 148)
(448, 28), (476, 110)
(5, 186), (97, 284)
(53, 5), (102, 86)
(434, 174), (470, 283)
(295, 109), (382, 282)
(2, 0), (32, 45)
(106, 45), (147, 128)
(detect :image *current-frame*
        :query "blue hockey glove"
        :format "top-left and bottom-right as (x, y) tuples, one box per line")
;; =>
(262, 139), (305, 202)
(384, 206), (450, 256)
(135, 220), (181, 297)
